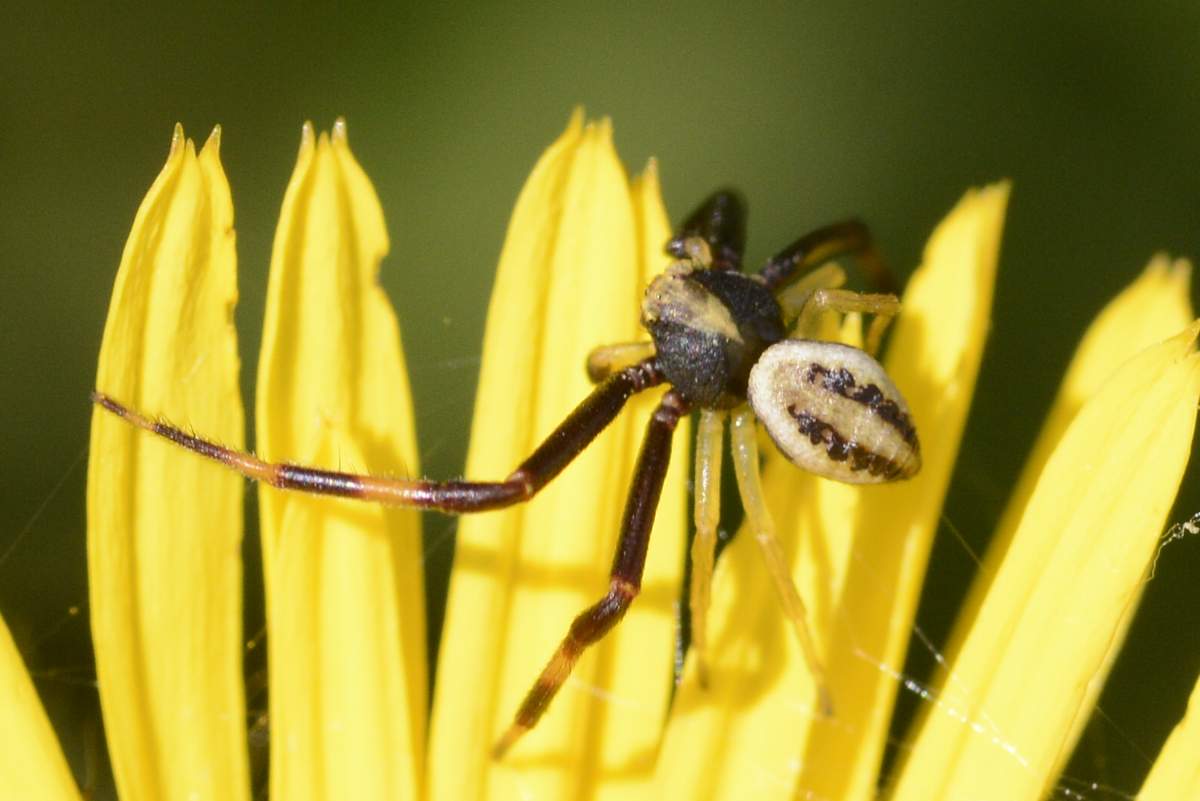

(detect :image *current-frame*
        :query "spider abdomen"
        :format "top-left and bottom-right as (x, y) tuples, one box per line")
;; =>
(747, 339), (920, 483)
(642, 266), (785, 408)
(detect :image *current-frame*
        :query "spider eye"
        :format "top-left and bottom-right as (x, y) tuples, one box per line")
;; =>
(747, 340), (920, 484)
(664, 236), (688, 258)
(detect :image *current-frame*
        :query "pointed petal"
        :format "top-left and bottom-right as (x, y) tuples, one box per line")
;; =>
(88, 127), (249, 801)
(428, 115), (683, 800)
(948, 255), (1194, 649)
(1139, 669), (1200, 800)
(0, 614), (81, 800)
(256, 123), (424, 801)
(655, 184), (1008, 800)
(588, 160), (689, 801)
(890, 324), (1200, 800)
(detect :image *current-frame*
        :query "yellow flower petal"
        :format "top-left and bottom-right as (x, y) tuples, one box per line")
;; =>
(591, 159), (690, 801)
(1139, 669), (1200, 800)
(88, 125), (249, 801)
(0, 613), (80, 801)
(654, 183), (1009, 800)
(949, 254), (1194, 651)
(890, 324), (1200, 800)
(256, 121), (424, 801)
(428, 114), (687, 800)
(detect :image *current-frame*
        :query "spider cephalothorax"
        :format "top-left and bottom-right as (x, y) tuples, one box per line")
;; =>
(93, 188), (921, 757)
(642, 247), (786, 408)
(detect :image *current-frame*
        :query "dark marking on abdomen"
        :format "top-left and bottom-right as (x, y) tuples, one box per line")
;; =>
(788, 407), (906, 480)
(802, 363), (917, 446)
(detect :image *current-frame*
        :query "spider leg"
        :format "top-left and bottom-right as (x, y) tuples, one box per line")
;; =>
(91, 358), (664, 514)
(760, 218), (895, 295)
(775, 262), (847, 321)
(586, 341), (655, 383)
(729, 406), (833, 716)
(493, 390), (690, 758)
(688, 408), (725, 688)
(794, 288), (901, 356)
(665, 189), (746, 270)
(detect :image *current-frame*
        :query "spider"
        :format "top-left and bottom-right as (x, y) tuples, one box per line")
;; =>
(93, 189), (921, 758)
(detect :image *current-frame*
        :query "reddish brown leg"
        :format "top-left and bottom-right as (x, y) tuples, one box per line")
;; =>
(492, 390), (689, 758)
(91, 358), (663, 514)
(760, 219), (895, 295)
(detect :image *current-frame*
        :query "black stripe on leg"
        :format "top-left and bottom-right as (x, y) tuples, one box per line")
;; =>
(152, 423), (241, 467)
(91, 392), (128, 419)
(366, 477), (531, 512)
(275, 464), (368, 497)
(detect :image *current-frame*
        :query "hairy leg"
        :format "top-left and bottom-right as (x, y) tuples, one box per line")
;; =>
(92, 359), (664, 514)
(687, 408), (725, 687)
(729, 406), (832, 716)
(493, 391), (690, 757)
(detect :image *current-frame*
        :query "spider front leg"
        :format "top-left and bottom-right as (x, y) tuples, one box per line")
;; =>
(760, 218), (895, 295)
(493, 390), (690, 757)
(91, 358), (663, 513)
(730, 406), (833, 716)
(665, 189), (747, 270)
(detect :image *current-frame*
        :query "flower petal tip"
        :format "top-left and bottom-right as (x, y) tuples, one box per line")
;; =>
(932, 180), (1010, 246)
(1153, 253), (1194, 296)
(980, 177), (1013, 197)
(638, 156), (660, 183)
(975, 179), (1012, 215)
(601, 116), (614, 138)
(582, 114), (614, 142)
(299, 121), (315, 155)
(169, 122), (184, 156)
(957, 179), (1012, 227)
(566, 105), (586, 132)
(332, 116), (348, 144)
(204, 124), (222, 154)
(1168, 255), (1193, 283)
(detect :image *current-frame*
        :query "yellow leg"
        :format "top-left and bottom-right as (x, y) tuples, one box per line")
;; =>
(794, 288), (900, 356)
(775, 262), (846, 321)
(729, 407), (833, 715)
(688, 408), (725, 687)
(585, 341), (655, 382)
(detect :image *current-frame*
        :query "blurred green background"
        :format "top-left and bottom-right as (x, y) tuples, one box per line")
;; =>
(2, 3), (1198, 797)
